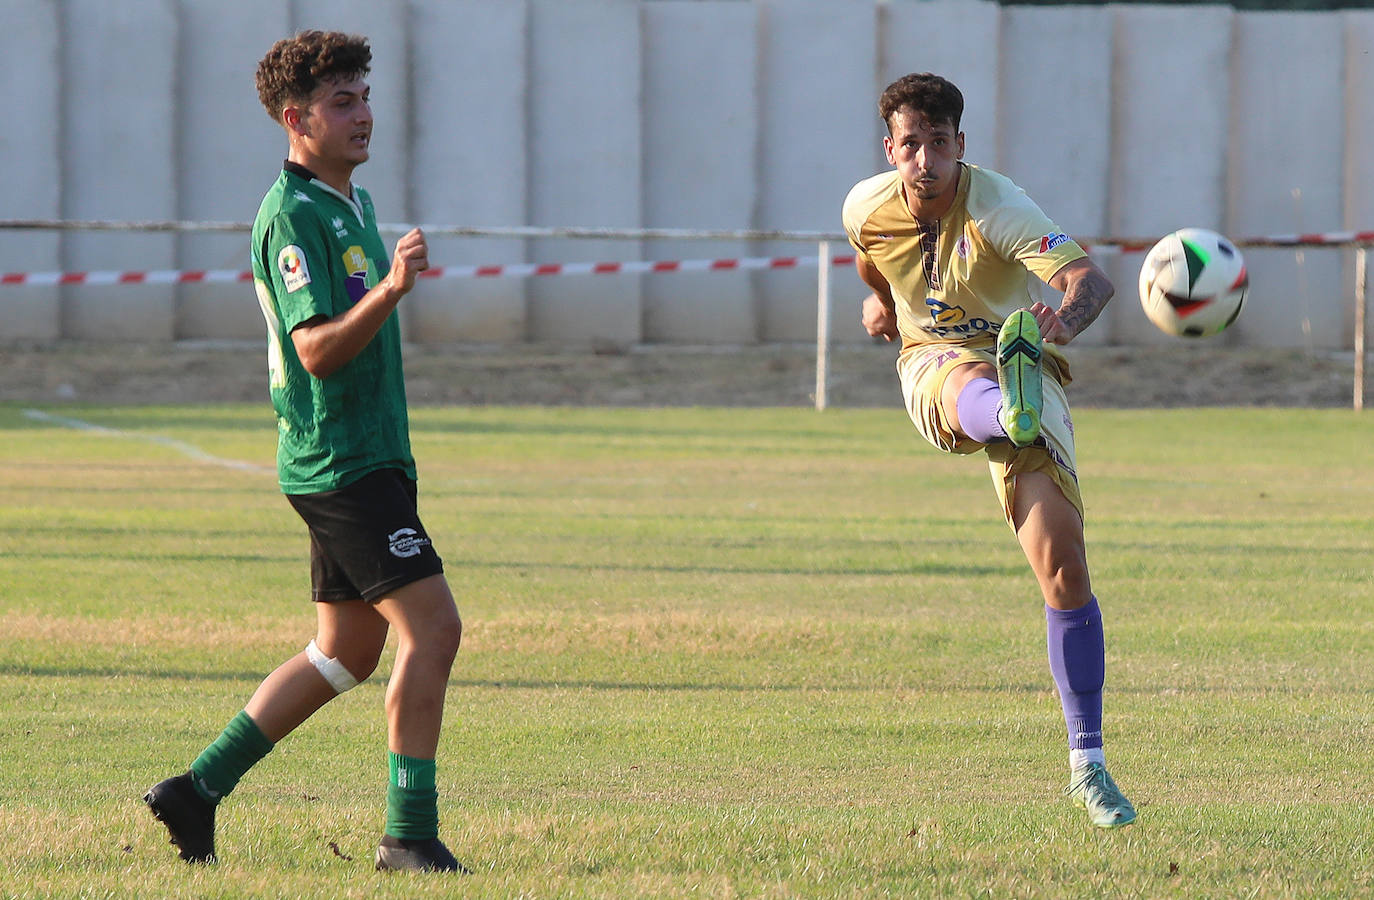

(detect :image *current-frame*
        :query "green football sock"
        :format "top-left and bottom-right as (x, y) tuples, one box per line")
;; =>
(189, 710), (274, 804)
(385, 752), (439, 840)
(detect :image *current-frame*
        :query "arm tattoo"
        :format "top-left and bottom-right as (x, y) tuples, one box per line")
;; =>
(1057, 268), (1114, 338)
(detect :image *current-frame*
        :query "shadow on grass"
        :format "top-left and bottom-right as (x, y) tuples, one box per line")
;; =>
(0, 663), (1049, 695)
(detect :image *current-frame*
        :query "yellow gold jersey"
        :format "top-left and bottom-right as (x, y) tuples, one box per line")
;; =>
(842, 163), (1086, 352)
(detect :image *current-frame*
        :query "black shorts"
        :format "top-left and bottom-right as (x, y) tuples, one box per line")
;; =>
(286, 468), (445, 603)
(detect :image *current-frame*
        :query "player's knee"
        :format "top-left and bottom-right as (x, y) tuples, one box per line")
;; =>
(306, 638), (365, 693)
(1043, 560), (1092, 608)
(410, 610), (461, 667)
(433, 613), (462, 663)
(338, 644), (385, 682)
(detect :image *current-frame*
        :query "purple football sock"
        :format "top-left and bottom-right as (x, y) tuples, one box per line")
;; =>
(1046, 596), (1105, 750)
(954, 378), (1005, 443)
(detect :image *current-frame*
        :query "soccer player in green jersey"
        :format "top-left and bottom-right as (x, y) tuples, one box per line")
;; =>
(145, 31), (467, 871)
(842, 73), (1135, 828)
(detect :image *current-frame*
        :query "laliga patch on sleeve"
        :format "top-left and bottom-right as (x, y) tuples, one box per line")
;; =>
(1038, 232), (1070, 254)
(277, 245), (311, 293)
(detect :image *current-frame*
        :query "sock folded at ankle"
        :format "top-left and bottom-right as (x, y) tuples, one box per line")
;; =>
(386, 751), (439, 840)
(190, 710), (274, 804)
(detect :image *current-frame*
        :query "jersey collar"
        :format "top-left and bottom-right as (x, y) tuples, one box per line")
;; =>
(282, 160), (366, 228)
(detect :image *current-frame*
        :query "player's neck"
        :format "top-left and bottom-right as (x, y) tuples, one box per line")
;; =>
(903, 183), (956, 225)
(903, 164), (962, 225)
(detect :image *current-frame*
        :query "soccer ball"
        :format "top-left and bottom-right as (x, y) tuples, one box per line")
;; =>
(1137, 228), (1248, 338)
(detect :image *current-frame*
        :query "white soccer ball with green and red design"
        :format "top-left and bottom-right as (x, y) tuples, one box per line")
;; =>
(1138, 227), (1248, 338)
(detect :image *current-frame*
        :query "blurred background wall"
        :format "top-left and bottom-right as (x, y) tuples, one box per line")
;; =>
(2, 0), (1371, 349)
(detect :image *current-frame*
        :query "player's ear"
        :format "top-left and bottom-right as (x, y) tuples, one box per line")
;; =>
(956, 132), (965, 159)
(283, 105), (308, 137)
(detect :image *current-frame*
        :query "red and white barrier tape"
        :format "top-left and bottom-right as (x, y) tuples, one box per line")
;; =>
(0, 253), (857, 287)
(3, 228), (1370, 287)
(1083, 230), (1374, 254)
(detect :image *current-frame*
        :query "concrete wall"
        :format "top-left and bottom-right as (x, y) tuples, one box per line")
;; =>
(0, 0), (61, 340)
(642, 0), (757, 343)
(61, 0), (178, 340)
(1, 0), (1370, 349)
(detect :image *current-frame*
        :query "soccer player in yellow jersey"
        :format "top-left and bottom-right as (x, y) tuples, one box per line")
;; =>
(842, 73), (1135, 828)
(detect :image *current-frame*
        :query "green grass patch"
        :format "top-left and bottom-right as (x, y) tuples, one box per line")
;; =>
(2, 403), (1372, 898)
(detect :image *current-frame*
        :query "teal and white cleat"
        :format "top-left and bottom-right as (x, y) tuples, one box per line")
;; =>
(995, 309), (1043, 447)
(1065, 763), (1137, 829)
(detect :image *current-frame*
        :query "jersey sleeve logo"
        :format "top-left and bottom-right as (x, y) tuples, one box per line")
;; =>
(1039, 232), (1070, 254)
(277, 245), (311, 293)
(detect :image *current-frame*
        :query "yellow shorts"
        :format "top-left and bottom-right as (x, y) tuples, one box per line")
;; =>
(895, 343), (1083, 527)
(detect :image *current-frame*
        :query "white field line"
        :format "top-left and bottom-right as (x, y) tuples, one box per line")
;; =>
(21, 408), (273, 474)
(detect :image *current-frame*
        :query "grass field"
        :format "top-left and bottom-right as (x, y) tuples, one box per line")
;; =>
(2, 402), (1373, 898)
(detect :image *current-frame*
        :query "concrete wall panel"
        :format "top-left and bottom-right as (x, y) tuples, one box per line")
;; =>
(1344, 12), (1374, 347)
(176, 0), (288, 341)
(998, 4), (1113, 345)
(757, 0), (876, 343)
(61, 0), (178, 340)
(642, 1), (757, 343)
(407, 0), (529, 343)
(1347, 12), (1374, 231)
(0, 0), (61, 339)
(1229, 13), (1345, 349)
(527, 0), (643, 345)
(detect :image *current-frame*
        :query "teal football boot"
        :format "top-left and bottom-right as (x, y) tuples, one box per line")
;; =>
(996, 308), (1044, 447)
(1065, 762), (1137, 829)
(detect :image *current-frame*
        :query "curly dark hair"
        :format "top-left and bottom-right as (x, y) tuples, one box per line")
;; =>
(255, 30), (372, 123)
(878, 73), (963, 135)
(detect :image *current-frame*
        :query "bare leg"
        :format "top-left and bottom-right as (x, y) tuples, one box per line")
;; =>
(244, 599), (389, 742)
(371, 574), (462, 757)
(1010, 471), (1092, 611)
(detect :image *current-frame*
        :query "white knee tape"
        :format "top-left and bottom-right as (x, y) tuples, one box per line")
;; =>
(306, 639), (359, 693)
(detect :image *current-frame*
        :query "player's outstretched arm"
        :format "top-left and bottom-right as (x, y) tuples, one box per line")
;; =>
(291, 228), (430, 378)
(1040, 257), (1114, 345)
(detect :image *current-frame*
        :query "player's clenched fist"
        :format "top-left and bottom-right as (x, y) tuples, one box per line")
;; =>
(861, 293), (899, 342)
(387, 227), (429, 294)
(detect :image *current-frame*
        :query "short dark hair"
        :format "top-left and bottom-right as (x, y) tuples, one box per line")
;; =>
(255, 30), (372, 124)
(878, 73), (963, 135)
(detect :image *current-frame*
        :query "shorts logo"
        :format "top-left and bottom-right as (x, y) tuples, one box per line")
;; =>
(1039, 232), (1070, 254)
(278, 245), (311, 293)
(388, 528), (430, 559)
